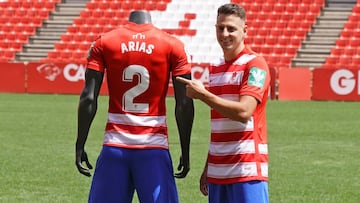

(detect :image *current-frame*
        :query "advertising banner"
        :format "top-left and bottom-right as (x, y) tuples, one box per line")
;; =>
(27, 62), (108, 95)
(0, 62), (26, 93)
(278, 68), (311, 101)
(2, 62), (278, 100)
(312, 68), (360, 101)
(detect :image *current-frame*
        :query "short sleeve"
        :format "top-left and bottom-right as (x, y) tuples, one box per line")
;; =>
(239, 56), (270, 103)
(169, 39), (192, 76)
(86, 35), (106, 73)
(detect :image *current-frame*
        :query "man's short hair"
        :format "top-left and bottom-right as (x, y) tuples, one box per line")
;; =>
(217, 3), (246, 21)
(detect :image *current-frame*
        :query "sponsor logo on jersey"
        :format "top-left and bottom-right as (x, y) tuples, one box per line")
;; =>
(248, 67), (266, 88)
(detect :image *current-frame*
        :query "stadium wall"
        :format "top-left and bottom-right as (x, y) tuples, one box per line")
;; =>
(1, 62), (359, 101)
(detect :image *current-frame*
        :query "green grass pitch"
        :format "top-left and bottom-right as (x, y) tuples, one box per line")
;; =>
(0, 93), (359, 203)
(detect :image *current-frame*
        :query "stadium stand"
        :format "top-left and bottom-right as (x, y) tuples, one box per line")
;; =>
(0, 0), (359, 69)
(322, 1), (360, 69)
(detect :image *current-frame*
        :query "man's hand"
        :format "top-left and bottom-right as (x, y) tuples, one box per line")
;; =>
(174, 156), (190, 178)
(199, 169), (208, 196)
(75, 148), (93, 177)
(176, 77), (206, 99)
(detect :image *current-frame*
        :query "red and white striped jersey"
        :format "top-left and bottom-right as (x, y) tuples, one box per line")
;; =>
(207, 46), (270, 184)
(86, 22), (191, 149)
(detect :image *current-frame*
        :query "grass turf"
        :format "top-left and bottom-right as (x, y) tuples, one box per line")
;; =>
(0, 93), (359, 203)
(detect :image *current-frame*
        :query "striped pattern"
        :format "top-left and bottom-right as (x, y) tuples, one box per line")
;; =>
(207, 48), (269, 184)
(103, 113), (169, 149)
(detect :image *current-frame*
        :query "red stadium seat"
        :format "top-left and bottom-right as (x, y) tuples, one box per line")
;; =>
(86, 3), (96, 10)
(54, 42), (67, 51)
(352, 56), (360, 65)
(341, 47), (354, 57)
(325, 56), (337, 65)
(348, 38), (360, 47)
(286, 47), (298, 56)
(335, 39), (347, 47)
(4, 50), (15, 60)
(61, 34), (72, 42)
(330, 47), (342, 56)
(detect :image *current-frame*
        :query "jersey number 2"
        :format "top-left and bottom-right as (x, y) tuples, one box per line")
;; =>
(122, 65), (150, 113)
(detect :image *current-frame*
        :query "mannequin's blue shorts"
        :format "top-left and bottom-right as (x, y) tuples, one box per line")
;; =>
(88, 146), (179, 203)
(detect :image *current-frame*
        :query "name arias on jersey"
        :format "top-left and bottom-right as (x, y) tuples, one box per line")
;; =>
(121, 41), (155, 54)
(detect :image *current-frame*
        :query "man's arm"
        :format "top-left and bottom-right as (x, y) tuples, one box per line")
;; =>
(172, 74), (194, 178)
(75, 69), (104, 177)
(176, 77), (257, 123)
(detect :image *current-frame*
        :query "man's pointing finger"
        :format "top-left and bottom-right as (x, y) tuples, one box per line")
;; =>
(176, 77), (191, 84)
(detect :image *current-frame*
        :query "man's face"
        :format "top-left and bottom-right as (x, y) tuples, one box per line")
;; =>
(215, 14), (246, 55)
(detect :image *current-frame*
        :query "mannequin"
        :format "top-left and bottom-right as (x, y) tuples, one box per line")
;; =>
(128, 10), (152, 24)
(76, 9), (194, 202)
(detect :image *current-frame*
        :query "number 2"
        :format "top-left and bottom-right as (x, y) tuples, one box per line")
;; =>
(122, 65), (150, 113)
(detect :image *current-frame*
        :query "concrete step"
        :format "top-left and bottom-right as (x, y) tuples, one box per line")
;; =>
(315, 20), (346, 29)
(22, 48), (53, 53)
(37, 28), (68, 36)
(320, 11), (351, 17)
(29, 37), (60, 44)
(301, 41), (334, 49)
(317, 15), (351, 21)
(291, 58), (325, 68)
(42, 20), (73, 28)
(23, 44), (54, 49)
(292, 57), (325, 63)
(292, 62), (323, 68)
(15, 57), (44, 62)
(50, 15), (77, 21)
(307, 32), (339, 38)
(312, 22), (345, 30)
(297, 53), (329, 58)
(293, 49), (329, 58)
(322, 7), (354, 12)
(56, 4), (86, 11)
(51, 10), (83, 16)
(16, 52), (47, 59)
(307, 35), (339, 41)
(23, 46), (53, 52)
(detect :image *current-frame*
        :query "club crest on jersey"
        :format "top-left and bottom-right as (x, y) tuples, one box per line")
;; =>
(229, 71), (242, 84)
(132, 33), (146, 39)
(248, 67), (266, 88)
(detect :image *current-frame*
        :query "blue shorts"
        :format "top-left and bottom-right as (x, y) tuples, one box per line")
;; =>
(208, 180), (269, 203)
(88, 146), (179, 203)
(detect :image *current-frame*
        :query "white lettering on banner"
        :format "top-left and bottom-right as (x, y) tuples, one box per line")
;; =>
(36, 63), (61, 81)
(63, 63), (86, 82)
(330, 69), (360, 95)
(191, 65), (209, 84)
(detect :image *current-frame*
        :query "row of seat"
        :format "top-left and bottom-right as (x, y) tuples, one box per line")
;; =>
(0, 0), (58, 61)
(0, 0), (356, 69)
(41, 0), (320, 65)
(322, 3), (360, 68)
(234, 0), (324, 4)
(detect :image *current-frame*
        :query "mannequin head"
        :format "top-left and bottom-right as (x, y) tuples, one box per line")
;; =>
(129, 10), (152, 24)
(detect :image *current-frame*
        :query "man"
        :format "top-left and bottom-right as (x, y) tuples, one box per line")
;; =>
(75, 10), (194, 203)
(177, 3), (270, 203)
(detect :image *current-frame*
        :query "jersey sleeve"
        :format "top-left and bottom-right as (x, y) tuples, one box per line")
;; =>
(86, 35), (106, 73)
(239, 56), (270, 103)
(169, 38), (192, 76)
